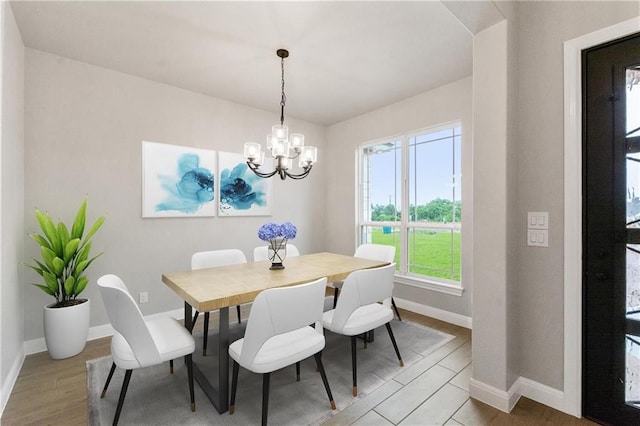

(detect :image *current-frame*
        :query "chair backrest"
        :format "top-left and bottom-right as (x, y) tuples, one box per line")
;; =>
(191, 249), (247, 270)
(97, 274), (162, 366)
(253, 244), (300, 262)
(330, 263), (396, 333)
(354, 243), (395, 263)
(239, 277), (327, 365)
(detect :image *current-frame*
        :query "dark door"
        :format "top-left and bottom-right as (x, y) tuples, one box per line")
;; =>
(583, 33), (640, 425)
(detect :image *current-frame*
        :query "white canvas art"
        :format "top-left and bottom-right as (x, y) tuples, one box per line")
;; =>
(218, 151), (272, 216)
(142, 141), (216, 217)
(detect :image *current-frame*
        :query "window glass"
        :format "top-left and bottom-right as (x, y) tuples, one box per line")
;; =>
(362, 141), (402, 222)
(359, 124), (462, 285)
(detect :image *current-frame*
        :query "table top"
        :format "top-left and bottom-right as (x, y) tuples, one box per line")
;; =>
(162, 252), (389, 312)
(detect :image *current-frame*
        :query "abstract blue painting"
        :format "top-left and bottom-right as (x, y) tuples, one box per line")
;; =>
(142, 141), (217, 217)
(218, 151), (272, 216)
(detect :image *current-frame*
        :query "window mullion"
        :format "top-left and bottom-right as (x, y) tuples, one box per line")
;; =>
(401, 134), (410, 276)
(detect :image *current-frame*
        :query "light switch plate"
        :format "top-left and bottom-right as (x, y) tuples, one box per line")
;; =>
(528, 212), (549, 230)
(528, 229), (549, 247)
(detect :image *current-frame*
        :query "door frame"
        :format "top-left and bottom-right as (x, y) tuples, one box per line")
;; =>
(564, 16), (640, 418)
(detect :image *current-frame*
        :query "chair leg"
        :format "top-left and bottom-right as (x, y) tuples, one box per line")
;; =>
(314, 352), (337, 410)
(236, 305), (242, 323)
(185, 354), (195, 411)
(351, 336), (358, 396)
(385, 322), (404, 367)
(229, 361), (239, 415)
(391, 297), (402, 321)
(296, 361), (301, 381)
(203, 312), (210, 356)
(262, 372), (271, 426)
(169, 359), (174, 374)
(101, 362), (117, 398)
(113, 369), (132, 426)
(333, 287), (339, 309)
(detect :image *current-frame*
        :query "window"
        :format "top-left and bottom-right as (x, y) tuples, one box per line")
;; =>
(358, 123), (462, 290)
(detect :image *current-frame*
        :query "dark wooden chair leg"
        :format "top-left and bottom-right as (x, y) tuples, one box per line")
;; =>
(229, 361), (239, 415)
(385, 322), (404, 366)
(333, 287), (339, 308)
(296, 361), (301, 381)
(236, 305), (242, 323)
(101, 362), (117, 398)
(203, 312), (210, 356)
(113, 369), (132, 426)
(351, 336), (358, 396)
(314, 352), (336, 409)
(391, 297), (402, 321)
(261, 372), (271, 426)
(169, 359), (174, 374)
(185, 354), (195, 411)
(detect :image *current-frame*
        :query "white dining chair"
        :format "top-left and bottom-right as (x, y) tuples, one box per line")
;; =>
(323, 263), (403, 396)
(253, 243), (300, 261)
(228, 277), (336, 425)
(191, 249), (247, 356)
(332, 243), (401, 320)
(97, 274), (196, 425)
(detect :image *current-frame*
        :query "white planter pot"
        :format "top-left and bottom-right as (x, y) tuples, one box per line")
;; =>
(43, 299), (90, 359)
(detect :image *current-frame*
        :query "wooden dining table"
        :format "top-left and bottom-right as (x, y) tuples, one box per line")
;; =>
(162, 251), (389, 414)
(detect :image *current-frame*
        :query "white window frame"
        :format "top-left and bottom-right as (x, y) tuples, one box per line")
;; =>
(357, 121), (463, 296)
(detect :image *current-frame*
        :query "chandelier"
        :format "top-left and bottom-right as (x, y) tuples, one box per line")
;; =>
(244, 49), (317, 180)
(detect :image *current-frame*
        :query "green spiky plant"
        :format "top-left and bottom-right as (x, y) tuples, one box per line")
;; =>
(25, 198), (106, 308)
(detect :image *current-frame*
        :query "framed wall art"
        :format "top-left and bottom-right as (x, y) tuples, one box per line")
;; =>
(142, 141), (217, 218)
(218, 151), (272, 216)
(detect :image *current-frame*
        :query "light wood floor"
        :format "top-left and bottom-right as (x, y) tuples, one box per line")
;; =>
(1, 309), (596, 425)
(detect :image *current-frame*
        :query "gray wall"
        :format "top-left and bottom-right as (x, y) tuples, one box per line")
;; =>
(514, 0), (639, 390)
(324, 0), (640, 406)
(471, 19), (512, 393)
(325, 77), (473, 318)
(22, 49), (327, 341)
(3, 0), (640, 416)
(0, 2), (24, 411)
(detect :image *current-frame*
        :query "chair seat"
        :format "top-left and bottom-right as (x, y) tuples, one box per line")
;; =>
(229, 326), (325, 374)
(323, 303), (393, 336)
(111, 316), (195, 370)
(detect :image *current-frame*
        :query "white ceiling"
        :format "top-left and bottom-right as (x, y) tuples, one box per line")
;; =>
(10, 1), (503, 126)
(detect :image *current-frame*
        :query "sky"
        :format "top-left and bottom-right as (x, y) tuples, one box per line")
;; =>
(367, 130), (461, 207)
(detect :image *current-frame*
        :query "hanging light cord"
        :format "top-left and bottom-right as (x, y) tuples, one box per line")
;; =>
(280, 55), (286, 126)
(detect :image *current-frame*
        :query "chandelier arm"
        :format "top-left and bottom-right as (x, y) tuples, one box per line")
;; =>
(285, 151), (301, 160)
(284, 166), (312, 180)
(246, 162), (279, 179)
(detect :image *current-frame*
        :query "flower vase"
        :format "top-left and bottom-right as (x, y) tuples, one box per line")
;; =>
(268, 237), (287, 270)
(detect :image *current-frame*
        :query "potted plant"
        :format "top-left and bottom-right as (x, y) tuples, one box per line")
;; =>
(25, 198), (106, 359)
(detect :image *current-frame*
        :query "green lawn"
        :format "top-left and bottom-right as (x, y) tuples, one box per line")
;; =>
(370, 228), (461, 281)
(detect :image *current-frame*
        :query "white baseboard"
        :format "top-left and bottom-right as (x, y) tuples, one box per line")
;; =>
(469, 376), (567, 416)
(23, 308), (184, 356)
(519, 376), (566, 413)
(393, 297), (473, 329)
(1, 347), (25, 416)
(469, 377), (519, 413)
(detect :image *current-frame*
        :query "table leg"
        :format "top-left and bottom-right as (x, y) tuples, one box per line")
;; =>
(183, 301), (230, 414)
(184, 302), (193, 331)
(218, 307), (229, 412)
